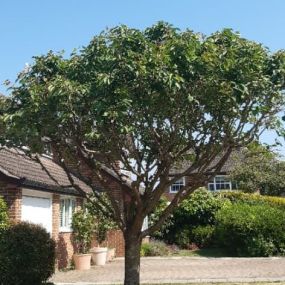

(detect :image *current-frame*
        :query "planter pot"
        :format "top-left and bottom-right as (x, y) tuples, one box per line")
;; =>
(91, 247), (108, 265)
(107, 247), (116, 262)
(73, 253), (91, 270)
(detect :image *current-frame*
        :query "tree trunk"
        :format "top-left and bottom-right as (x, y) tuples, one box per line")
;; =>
(124, 233), (142, 285)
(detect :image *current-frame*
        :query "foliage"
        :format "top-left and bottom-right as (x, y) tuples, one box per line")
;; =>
(2, 23), (285, 237)
(0, 222), (56, 285)
(140, 240), (171, 256)
(229, 144), (285, 196)
(191, 225), (215, 248)
(0, 196), (9, 232)
(2, 22), (285, 283)
(86, 194), (117, 245)
(218, 191), (285, 210)
(149, 196), (173, 239)
(72, 209), (95, 254)
(173, 228), (192, 249)
(215, 203), (285, 256)
(161, 188), (228, 246)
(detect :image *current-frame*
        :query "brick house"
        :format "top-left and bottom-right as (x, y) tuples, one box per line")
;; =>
(165, 151), (241, 201)
(0, 148), (124, 268)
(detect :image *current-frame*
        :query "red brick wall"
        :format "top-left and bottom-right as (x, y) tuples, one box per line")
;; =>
(0, 181), (22, 222)
(52, 194), (125, 269)
(91, 229), (125, 257)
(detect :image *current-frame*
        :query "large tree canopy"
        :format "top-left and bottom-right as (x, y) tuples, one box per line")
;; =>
(230, 143), (285, 196)
(1, 22), (285, 284)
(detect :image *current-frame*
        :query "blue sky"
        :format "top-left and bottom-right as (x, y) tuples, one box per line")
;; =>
(1, 0), (285, 153)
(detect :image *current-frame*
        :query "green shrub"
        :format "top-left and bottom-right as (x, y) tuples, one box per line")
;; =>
(161, 188), (228, 246)
(217, 191), (285, 209)
(0, 222), (56, 285)
(215, 203), (285, 256)
(174, 228), (192, 249)
(86, 193), (117, 245)
(0, 196), (8, 232)
(191, 225), (215, 248)
(140, 240), (171, 256)
(72, 209), (94, 253)
(149, 196), (173, 239)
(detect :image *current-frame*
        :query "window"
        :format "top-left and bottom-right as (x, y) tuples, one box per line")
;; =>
(60, 198), (76, 232)
(170, 177), (185, 193)
(142, 216), (148, 231)
(208, 175), (234, 191)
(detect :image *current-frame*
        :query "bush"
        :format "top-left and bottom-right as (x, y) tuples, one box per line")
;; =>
(174, 228), (192, 249)
(215, 203), (285, 256)
(191, 225), (215, 248)
(0, 196), (8, 232)
(218, 191), (285, 210)
(72, 209), (94, 253)
(140, 240), (171, 256)
(149, 196), (173, 239)
(160, 188), (229, 246)
(0, 222), (56, 285)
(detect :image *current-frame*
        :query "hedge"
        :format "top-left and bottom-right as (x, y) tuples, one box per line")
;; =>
(217, 191), (285, 209)
(215, 202), (285, 256)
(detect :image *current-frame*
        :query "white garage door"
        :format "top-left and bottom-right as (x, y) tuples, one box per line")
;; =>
(22, 195), (52, 233)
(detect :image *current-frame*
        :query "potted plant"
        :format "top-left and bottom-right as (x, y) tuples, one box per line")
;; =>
(87, 194), (117, 265)
(90, 222), (109, 265)
(71, 209), (94, 270)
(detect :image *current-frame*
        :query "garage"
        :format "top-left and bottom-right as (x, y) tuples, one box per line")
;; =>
(21, 192), (52, 233)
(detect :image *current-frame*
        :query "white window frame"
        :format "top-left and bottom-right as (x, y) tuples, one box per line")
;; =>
(60, 197), (76, 232)
(169, 177), (185, 193)
(208, 175), (232, 191)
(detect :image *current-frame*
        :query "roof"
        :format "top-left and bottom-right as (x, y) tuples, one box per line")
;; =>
(0, 148), (92, 196)
(170, 149), (243, 175)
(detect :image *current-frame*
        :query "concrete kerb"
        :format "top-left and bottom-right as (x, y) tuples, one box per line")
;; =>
(56, 276), (285, 285)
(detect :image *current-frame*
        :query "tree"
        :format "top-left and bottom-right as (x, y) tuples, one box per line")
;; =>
(1, 22), (285, 284)
(230, 144), (285, 196)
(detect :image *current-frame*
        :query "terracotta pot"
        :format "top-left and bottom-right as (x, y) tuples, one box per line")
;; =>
(73, 253), (92, 270)
(91, 247), (108, 265)
(107, 247), (116, 262)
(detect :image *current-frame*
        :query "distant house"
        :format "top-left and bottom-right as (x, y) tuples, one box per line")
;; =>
(0, 148), (124, 268)
(165, 151), (241, 200)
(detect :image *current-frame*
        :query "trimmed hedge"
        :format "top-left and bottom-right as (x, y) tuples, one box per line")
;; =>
(217, 191), (285, 209)
(215, 202), (285, 256)
(0, 222), (56, 285)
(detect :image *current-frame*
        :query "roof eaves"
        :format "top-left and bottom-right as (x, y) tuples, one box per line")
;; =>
(21, 179), (84, 196)
(0, 165), (20, 180)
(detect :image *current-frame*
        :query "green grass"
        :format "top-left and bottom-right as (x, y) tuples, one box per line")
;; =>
(173, 247), (229, 258)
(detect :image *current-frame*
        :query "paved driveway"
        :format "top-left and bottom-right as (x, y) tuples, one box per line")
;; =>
(51, 257), (285, 284)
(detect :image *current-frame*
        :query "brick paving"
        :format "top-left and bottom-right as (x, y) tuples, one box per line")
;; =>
(51, 257), (285, 284)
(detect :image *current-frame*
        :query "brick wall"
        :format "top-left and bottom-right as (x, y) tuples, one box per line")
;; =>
(0, 181), (22, 222)
(52, 194), (125, 269)
(91, 229), (125, 257)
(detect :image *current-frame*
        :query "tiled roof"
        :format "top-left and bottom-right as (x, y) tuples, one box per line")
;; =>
(170, 150), (243, 175)
(0, 148), (92, 196)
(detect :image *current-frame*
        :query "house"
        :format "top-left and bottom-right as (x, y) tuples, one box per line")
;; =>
(0, 148), (124, 268)
(165, 151), (241, 201)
